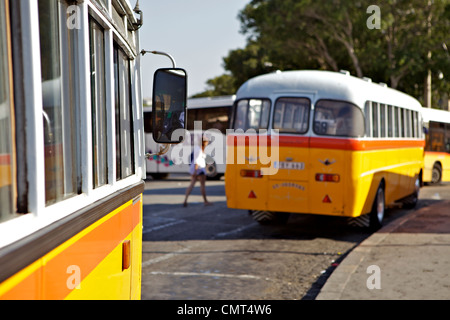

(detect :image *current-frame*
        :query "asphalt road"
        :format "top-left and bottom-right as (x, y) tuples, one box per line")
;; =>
(141, 174), (450, 300)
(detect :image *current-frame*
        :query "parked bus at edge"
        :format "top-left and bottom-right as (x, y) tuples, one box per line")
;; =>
(421, 107), (450, 184)
(144, 95), (234, 179)
(225, 70), (425, 229)
(0, 0), (186, 300)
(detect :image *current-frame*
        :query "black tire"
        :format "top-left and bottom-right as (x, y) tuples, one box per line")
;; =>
(403, 176), (420, 209)
(149, 172), (169, 180)
(369, 184), (385, 231)
(431, 163), (442, 184)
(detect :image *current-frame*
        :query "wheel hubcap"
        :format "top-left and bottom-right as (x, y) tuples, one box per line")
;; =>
(376, 189), (384, 223)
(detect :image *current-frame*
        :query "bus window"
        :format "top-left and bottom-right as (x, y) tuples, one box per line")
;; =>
(372, 102), (379, 137)
(187, 106), (230, 134)
(380, 104), (386, 138)
(394, 106), (399, 137)
(387, 105), (393, 137)
(314, 100), (365, 137)
(405, 109), (411, 138)
(90, 17), (108, 188)
(412, 111), (418, 138)
(364, 102), (372, 137)
(273, 97), (310, 134)
(0, 1), (15, 221)
(446, 123), (450, 153)
(234, 99), (270, 130)
(114, 44), (135, 180)
(429, 121), (445, 152)
(39, 0), (79, 205)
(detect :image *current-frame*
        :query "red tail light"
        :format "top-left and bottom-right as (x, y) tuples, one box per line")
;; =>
(240, 170), (263, 178)
(315, 173), (340, 183)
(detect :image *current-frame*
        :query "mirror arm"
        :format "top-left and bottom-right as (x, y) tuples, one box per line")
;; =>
(141, 50), (176, 68)
(145, 144), (171, 159)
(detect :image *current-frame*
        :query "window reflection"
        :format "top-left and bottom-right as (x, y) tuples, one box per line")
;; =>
(0, 0), (16, 221)
(39, 0), (78, 204)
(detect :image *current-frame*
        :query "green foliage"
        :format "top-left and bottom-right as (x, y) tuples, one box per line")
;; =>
(198, 0), (450, 106)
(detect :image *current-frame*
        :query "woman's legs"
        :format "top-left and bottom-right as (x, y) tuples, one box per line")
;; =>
(198, 175), (212, 206)
(183, 174), (197, 207)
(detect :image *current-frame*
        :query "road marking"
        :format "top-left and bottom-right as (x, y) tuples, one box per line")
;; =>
(147, 271), (274, 282)
(211, 224), (256, 239)
(142, 219), (186, 234)
(142, 246), (191, 267)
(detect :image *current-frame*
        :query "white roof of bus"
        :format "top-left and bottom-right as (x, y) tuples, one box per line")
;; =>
(236, 70), (422, 111)
(143, 95), (235, 112)
(187, 95), (235, 109)
(421, 107), (450, 124)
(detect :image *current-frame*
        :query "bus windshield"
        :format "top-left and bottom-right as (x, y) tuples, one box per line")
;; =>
(313, 100), (365, 137)
(234, 99), (270, 130)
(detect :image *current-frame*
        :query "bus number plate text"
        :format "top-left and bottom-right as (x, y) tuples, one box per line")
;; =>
(275, 161), (305, 170)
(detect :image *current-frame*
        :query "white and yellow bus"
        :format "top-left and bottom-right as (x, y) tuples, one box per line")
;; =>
(421, 107), (450, 183)
(0, 0), (186, 299)
(225, 70), (424, 229)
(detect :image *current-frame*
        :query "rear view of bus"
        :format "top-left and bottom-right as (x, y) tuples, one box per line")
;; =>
(225, 70), (424, 229)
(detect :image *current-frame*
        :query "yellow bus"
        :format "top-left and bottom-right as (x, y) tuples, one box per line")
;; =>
(225, 70), (424, 229)
(0, 0), (186, 299)
(421, 107), (450, 183)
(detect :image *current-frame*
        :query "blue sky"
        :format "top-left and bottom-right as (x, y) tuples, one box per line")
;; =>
(136, 0), (249, 98)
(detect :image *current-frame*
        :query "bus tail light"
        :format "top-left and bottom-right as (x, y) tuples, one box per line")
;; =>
(315, 173), (340, 183)
(240, 169), (263, 178)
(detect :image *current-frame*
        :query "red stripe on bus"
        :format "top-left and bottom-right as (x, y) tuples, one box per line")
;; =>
(309, 137), (425, 151)
(227, 135), (425, 151)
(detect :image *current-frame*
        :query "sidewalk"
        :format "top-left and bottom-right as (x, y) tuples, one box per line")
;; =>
(316, 200), (450, 300)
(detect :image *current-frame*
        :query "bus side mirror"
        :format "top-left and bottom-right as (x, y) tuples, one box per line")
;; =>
(152, 68), (187, 144)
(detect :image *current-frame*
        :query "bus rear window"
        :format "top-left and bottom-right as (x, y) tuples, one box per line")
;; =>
(314, 100), (365, 137)
(234, 99), (270, 130)
(273, 97), (310, 134)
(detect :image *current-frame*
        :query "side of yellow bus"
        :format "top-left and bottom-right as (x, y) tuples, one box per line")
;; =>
(0, 187), (143, 300)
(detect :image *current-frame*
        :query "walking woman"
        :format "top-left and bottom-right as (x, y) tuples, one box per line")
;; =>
(183, 138), (213, 207)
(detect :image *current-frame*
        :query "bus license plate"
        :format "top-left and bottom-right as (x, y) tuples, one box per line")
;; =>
(275, 161), (305, 170)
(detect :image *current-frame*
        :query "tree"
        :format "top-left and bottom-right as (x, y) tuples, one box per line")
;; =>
(198, 0), (450, 106)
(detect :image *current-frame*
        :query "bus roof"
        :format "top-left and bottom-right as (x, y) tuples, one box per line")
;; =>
(143, 95), (235, 113)
(236, 70), (422, 111)
(187, 95), (235, 109)
(421, 107), (450, 124)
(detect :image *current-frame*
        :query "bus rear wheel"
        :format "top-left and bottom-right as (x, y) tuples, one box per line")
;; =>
(403, 176), (420, 209)
(431, 163), (442, 184)
(369, 185), (385, 231)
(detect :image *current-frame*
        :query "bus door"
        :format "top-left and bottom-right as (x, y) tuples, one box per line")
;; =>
(267, 97), (311, 214)
(308, 100), (366, 216)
